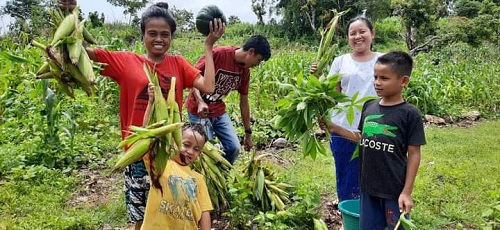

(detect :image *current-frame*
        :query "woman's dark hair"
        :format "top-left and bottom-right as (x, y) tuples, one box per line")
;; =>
(346, 16), (374, 34)
(140, 2), (177, 36)
(182, 122), (208, 144)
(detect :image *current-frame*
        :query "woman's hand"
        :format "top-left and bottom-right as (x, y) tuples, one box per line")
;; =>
(147, 83), (155, 104)
(309, 62), (318, 74)
(205, 19), (225, 47)
(317, 116), (330, 132)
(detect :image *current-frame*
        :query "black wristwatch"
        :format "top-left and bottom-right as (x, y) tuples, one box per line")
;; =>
(244, 128), (252, 134)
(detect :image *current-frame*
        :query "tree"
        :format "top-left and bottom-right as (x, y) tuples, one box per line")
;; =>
(454, 0), (482, 17)
(170, 7), (194, 32)
(107, 0), (149, 17)
(252, 0), (267, 24)
(273, 0), (371, 38)
(0, 0), (54, 35)
(88, 11), (105, 27)
(228, 15), (241, 25)
(354, 0), (392, 21)
(392, 0), (446, 54)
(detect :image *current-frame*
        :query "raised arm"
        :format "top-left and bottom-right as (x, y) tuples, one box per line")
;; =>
(192, 19), (225, 94)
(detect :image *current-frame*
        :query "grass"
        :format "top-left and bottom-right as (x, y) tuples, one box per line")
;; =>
(412, 121), (500, 229)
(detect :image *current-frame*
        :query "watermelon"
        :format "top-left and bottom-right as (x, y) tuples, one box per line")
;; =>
(195, 5), (227, 36)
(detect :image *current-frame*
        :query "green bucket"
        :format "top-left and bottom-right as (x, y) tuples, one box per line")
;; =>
(338, 199), (360, 230)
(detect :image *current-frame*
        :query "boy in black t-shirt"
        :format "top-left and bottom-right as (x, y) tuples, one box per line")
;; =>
(320, 51), (426, 229)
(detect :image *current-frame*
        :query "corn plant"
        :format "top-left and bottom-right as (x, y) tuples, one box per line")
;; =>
(274, 73), (373, 159)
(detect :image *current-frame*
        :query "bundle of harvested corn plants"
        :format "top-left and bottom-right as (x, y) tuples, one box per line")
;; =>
(244, 151), (293, 212)
(31, 6), (98, 98)
(192, 142), (232, 210)
(275, 74), (353, 159)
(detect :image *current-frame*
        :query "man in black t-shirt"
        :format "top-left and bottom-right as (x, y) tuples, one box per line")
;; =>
(320, 51), (426, 230)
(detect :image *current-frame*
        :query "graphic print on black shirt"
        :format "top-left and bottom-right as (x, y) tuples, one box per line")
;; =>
(201, 69), (241, 104)
(360, 114), (397, 153)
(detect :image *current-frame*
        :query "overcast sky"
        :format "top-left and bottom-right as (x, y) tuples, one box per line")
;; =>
(0, 0), (261, 32)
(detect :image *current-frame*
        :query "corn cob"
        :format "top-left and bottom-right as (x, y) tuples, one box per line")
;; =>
(67, 21), (84, 64)
(201, 154), (227, 185)
(82, 27), (97, 44)
(50, 6), (79, 46)
(113, 138), (154, 173)
(152, 141), (169, 180)
(203, 142), (232, 168)
(77, 44), (95, 84)
(118, 122), (183, 149)
(254, 168), (265, 200)
(313, 10), (347, 78)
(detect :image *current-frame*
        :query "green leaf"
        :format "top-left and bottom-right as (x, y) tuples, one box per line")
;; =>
(351, 91), (360, 102)
(346, 106), (355, 125)
(398, 213), (417, 230)
(355, 95), (378, 104)
(350, 144), (359, 161)
(296, 71), (304, 87)
(0, 51), (30, 63)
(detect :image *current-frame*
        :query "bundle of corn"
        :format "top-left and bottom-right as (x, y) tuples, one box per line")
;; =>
(31, 6), (98, 98)
(244, 151), (293, 211)
(312, 9), (348, 78)
(191, 142), (232, 210)
(113, 64), (183, 194)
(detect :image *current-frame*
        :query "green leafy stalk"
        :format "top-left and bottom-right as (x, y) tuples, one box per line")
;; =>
(275, 74), (356, 159)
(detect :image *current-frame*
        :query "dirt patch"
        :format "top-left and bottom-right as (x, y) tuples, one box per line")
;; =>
(259, 148), (296, 167)
(320, 193), (344, 230)
(68, 157), (122, 207)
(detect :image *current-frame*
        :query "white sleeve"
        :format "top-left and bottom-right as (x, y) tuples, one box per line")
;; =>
(327, 55), (343, 77)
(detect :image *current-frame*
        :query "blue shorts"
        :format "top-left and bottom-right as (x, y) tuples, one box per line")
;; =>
(124, 160), (150, 222)
(360, 193), (408, 230)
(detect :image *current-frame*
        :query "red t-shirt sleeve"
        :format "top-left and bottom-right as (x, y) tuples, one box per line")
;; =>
(175, 56), (200, 89)
(93, 49), (139, 84)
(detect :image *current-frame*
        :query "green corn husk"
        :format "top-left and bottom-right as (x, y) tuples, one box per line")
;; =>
(313, 9), (348, 78)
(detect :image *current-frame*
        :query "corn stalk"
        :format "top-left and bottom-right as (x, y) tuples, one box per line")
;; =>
(313, 9), (348, 78)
